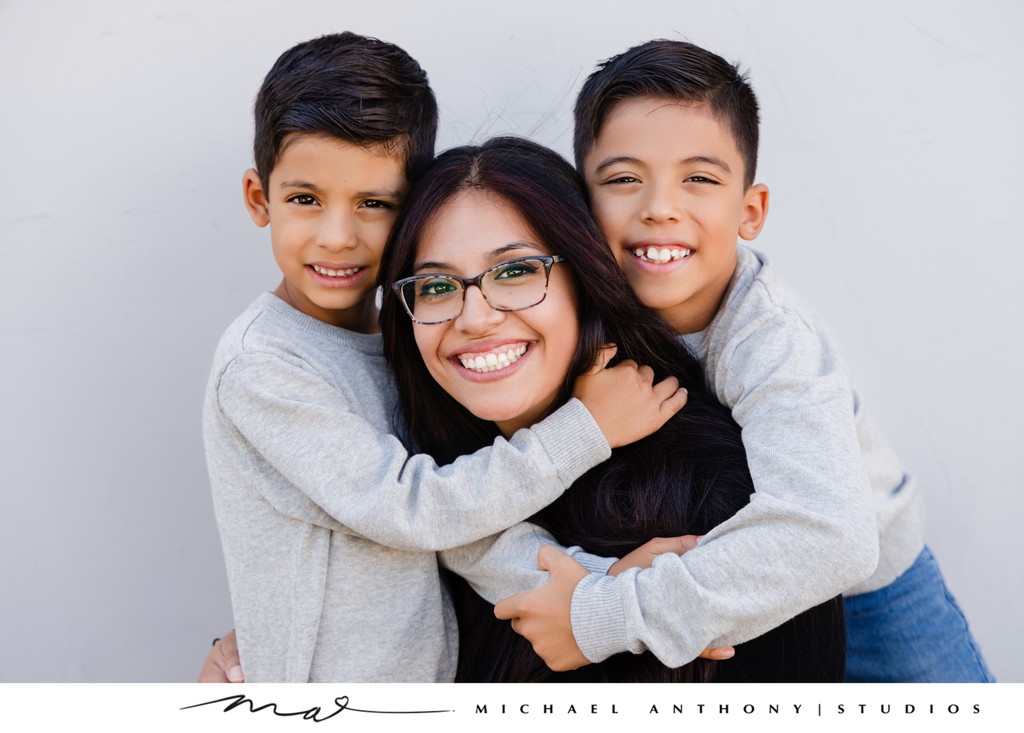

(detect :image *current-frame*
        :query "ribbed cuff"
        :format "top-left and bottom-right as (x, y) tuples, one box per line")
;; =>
(566, 548), (618, 575)
(570, 572), (629, 663)
(530, 398), (611, 486)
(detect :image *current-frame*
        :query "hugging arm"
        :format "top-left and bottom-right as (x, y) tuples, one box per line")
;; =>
(567, 314), (878, 666)
(198, 533), (732, 683)
(213, 348), (686, 552)
(493, 537), (733, 671)
(212, 351), (609, 551)
(439, 524), (617, 603)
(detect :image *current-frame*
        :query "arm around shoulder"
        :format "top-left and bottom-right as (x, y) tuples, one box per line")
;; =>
(563, 312), (880, 666)
(722, 309), (879, 583)
(211, 351), (611, 551)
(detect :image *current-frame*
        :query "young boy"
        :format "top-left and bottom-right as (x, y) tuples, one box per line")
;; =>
(500, 39), (992, 683)
(203, 32), (687, 682)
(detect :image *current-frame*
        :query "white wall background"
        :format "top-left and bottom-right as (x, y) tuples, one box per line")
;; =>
(1, 0), (1021, 682)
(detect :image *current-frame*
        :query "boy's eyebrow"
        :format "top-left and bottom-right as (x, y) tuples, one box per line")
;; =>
(683, 155), (732, 173)
(592, 155), (643, 174)
(279, 179), (322, 191)
(412, 241), (538, 273)
(592, 154), (732, 174)
(278, 180), (403, 200)
(357, 188), (404, 200)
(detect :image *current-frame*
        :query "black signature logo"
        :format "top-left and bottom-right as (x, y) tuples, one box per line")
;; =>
(181, 693), (452, 723)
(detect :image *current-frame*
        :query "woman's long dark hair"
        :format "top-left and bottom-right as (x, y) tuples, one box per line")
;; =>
(379, 137), (843, 683)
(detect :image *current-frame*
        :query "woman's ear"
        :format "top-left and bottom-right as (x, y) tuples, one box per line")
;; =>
(242, 169), (270, 227)
(739, 183), (769, 241)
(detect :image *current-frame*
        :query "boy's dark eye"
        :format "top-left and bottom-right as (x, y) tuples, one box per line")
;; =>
(288, 194), (318, 206)
(686, 175), (718, 184)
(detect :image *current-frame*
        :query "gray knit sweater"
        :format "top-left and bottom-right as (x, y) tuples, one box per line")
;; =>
(571, 246), (922, 666)
(204, 293), (611, 681)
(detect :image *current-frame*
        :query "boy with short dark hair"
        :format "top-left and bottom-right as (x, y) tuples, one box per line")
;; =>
(204, 32), (686, 682)
(503, 39), (992, 682)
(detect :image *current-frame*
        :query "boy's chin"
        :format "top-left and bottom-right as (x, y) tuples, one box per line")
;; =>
(632, 281), (694, 312)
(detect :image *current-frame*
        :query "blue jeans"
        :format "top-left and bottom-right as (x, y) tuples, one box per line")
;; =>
(843, 546), (994, 682)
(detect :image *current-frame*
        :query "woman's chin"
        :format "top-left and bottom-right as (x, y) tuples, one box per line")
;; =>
(453, 397), (547, 438)
(489, 402), (559, 438)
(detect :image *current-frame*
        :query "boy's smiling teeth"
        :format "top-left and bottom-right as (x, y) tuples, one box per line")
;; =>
(457, 344), (529, 373)
(632, 246), (693, 264)
(311, 264), (361, 277)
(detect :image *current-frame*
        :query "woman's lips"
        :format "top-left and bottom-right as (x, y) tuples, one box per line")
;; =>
(450, 341), (533, 381)
(456, 342), (529, 373)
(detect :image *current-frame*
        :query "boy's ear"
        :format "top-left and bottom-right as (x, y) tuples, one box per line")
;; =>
(739, 183), (769, 241)
(242, 168), (270, 227)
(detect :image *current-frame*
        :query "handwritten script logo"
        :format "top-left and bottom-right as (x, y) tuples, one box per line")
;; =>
(181, 694), (452, 723)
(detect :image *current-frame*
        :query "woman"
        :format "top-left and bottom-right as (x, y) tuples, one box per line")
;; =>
(379, 136), (845, 682)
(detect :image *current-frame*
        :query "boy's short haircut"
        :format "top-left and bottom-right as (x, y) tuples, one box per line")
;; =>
(253, 32), (438, 188)
(574, 39), (760, 188)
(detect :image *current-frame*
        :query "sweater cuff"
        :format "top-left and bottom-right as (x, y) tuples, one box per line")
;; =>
(570, 572), (630, 663)
(529, 398), (611, 486)
(565, 547), (618, 575)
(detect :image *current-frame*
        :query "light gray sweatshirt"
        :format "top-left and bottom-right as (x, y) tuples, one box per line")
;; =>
(204, 293), (612, 681)
(571, 246), (922, 666)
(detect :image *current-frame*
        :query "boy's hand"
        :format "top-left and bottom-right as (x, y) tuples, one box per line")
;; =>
(197, 629), (245, 683)
(494, 544), (590, 672)
(608, 534), (703, 575)
(573, 345), (687, 448)
(608, 535), (735, 662)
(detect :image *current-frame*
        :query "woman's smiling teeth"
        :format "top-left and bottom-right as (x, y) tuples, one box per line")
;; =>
(457, 344), (529, 373)
(632, 246), (693, 264)
(311, 264), (361, 277)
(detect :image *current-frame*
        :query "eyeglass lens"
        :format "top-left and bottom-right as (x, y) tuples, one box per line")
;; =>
(401, 257), (551, 323)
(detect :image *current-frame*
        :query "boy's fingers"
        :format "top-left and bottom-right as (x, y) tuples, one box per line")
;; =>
(661, 386), (688, 415)
(698, 646), (735, 661)
(636, 363), (655, 384)
(651, 375), (681, 400)
(494, 593), (522, 621)
(536, 543), (563, 572)
(662, 534), (700, 555)
(220, 629), (239, 658)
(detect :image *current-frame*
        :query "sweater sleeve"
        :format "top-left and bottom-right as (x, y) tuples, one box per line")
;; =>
(570, 310), (879, 666)
(212, 350), (610, 552)
(440, 526), (617, 603)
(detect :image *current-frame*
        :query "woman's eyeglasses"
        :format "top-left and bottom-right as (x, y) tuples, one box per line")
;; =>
(392, 255), (566, 324)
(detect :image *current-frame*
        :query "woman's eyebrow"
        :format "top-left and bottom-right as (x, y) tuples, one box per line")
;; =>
(412, 241), (540, 273)
(491, 241), (537, 258)
(412, 259), (452, 273)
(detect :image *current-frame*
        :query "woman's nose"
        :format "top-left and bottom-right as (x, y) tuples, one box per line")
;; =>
(453, 284), (504, 333)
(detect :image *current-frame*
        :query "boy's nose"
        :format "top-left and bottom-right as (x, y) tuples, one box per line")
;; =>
(641, 184), (682, 223)
(453, 285), (504, 334)
(317, 210), (357, 251)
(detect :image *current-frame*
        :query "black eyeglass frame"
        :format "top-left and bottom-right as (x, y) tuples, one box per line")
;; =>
(391, 255), (567, 325)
